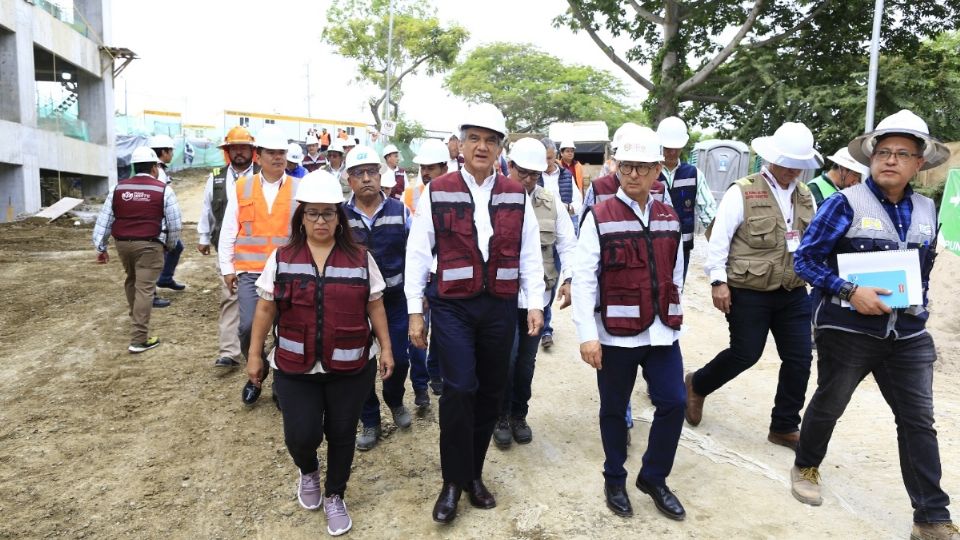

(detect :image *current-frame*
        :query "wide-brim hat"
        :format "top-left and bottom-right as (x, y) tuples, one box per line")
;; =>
(826, 148), (869, 176)
(751, 122), (823, 170)
(847, 109), (951, 172)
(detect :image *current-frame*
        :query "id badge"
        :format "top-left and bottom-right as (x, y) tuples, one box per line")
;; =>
(785, 230), (800, 253)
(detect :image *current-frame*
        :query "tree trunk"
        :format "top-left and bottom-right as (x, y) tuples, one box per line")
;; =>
(655, 0), (681, 123)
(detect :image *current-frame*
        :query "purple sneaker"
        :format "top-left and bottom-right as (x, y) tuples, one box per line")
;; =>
(323, 494), (352, 536)
(297, 470), (322, 510)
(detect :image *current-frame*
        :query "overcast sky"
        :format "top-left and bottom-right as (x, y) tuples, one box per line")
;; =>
(111, 0), (648, 132)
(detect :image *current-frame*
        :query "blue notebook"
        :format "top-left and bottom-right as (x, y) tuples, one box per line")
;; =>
(848, 270), (910, 308)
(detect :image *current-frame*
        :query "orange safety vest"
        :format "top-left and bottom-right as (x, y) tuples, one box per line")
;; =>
(234, 174), (300, 272)
(402, 180), (426, 213)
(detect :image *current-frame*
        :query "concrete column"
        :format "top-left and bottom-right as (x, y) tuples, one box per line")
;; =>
(74, 0), (115, 192)
(0, 162), (40, 222)
(13, 2), (36, 128)
(0, 30), (20, 122)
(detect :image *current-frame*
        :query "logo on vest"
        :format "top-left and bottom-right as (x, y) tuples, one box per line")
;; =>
(860, 217), (883, 231)
(120, 191), (151, 202)
(744, 190), (768, 200)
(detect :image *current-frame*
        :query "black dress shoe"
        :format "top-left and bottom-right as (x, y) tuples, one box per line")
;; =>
(432, 482), (462, 523)
(636, 475), (686, 520)
(241, 381), (261, 406)
(604, 482), (633, 517)
(152, 297), (171, 308)
(214, 357), (240, 368)
(466, 479), (496, 509)
(156, 280), (186, 291)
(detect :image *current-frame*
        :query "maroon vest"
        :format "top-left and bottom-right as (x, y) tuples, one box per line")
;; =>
(430, 171), (525, 299)
(592, 196), (683, 336)
(273, 244), (371, 374)
(111, 174), (166, 241)
(591, 174), (666, 206)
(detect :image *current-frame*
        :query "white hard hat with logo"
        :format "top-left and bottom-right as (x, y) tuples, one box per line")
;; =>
(615, 126), (664, 162)
(286, 143), (304, 164)
(147, 134), (175, 149)
(458, 103), (507, 138)
(382, 144), (400, 157)
(559, 140), (576, 151)
(131, 146), (162, 164)
(413, 139), (450, 165)
(612, 122), (641, 151)
(847, 109), (951, 171)
(509, 137), (548, 172)
(752, 122), (823, 170)
(295, 170), (344, 204)
(345, 144), (382, 170)
(657, 116), (690, 149)
(256, 125), (289, 151)
(305, 134), (319, 145)
(827, 148), (869, 176)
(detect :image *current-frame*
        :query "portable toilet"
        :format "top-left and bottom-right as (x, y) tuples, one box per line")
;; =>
(692, 140), (750, 202)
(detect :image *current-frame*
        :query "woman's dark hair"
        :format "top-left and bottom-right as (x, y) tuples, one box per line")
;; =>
(286, 202), (359, 256)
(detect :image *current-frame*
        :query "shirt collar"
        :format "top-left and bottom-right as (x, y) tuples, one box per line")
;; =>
(228, 163), (255, 178)
(760, 166), (796, 192)
(460, 167), (496, 190)
(615, 187), (654, 215)
(346, 191), (386, 214)
(865, 176), (913, 204)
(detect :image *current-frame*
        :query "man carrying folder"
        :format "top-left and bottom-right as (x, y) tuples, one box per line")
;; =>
(790, 110), (958, 540)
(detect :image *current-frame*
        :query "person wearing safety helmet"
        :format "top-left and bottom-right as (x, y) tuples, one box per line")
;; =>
(219, 124), (301, 407)
(539, 138), (582, 222)
(492, 137), (576, 450)
(244, 174), (395, 537)
(558, 140), (585, 197)
(319, 128), (331, 151)
(601, 122), (639, 177)
(807, 147), (870, 206)
(92, 147), (183, 354)
(790, 111), (957, 540)
(148, 134), (175, 184)
(303, 134), (326, 173)
(198, 126), (261, 369)
(656, 116), (718, 282)
(445, 132), (464, 172)
(572, 126), (688, 521)
(690, 122), (822, 452)
(382, 144), (406, 200)
(324, 139), (347, 178)
(406, 103), (546, 524)
(147, 134), (186, 300)
(285, 142), (308, 179)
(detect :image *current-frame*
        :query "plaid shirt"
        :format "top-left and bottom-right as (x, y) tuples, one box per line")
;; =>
(794, 177), (917, 296)
(92, 178), (182, 252)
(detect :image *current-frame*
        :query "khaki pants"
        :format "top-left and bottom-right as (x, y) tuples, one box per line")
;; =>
(115, 240), (164, 345)
(218, 268), (241, 360)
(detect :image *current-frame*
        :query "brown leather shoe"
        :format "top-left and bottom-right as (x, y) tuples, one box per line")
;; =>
(768, 430), (800, 451)
(684, 372), (704, 426)
(432, 482), (462, 523)
(466, 479), (496, 509)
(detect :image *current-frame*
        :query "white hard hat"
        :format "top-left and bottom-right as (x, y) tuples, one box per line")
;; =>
(131, 146), (161, 164)
(752, 122), (822, 170)
(382, 144), (400, 157)
(413, 139), (450, 165)
(848, 109), (951, 171)
(559, 140), (576, 151)
(380, 171), (397, 189)
(305, 134), (319, 145)
(615, 126), (664, 162)
(286, 143), (304, 164)
(296, 170), (344, 204)
(827, 148), (869, 176)
(509, 137), (548, 172)
(345, 144), (381, 170)
(147, 134), (174, 149)
(444, 132), (459, 144)
(612, 122), (640, 150)
(458, 103), (507, 138)
(256, 125), (288, 151)
(657, 116), (690, 149)
(327, 138), (346, 154)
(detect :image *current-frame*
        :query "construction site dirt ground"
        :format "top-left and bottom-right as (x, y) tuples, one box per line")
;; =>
(1, 169), (959, 539)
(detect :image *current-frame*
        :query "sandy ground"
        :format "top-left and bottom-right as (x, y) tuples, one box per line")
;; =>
(1, 169), (958, 539)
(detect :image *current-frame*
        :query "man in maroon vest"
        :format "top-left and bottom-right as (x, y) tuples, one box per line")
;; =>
(573, 127), (688, 521)
(93, 147), (183, 353)
(405, 103), (546, 524)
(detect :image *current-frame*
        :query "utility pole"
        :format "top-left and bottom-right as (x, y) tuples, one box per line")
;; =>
(306, 63), (312, 118)
(865, 0), (885, 132)
(383, 0), (395, 140)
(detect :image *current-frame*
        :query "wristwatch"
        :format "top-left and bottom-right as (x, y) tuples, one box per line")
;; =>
(710, 280), (725, 287)
(838, 281), (858, 301)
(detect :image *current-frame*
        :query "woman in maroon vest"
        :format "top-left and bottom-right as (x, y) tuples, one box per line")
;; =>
(246, 171), (394, 537)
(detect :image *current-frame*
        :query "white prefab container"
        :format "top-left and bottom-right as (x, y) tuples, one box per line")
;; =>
(692, 139), (750, 202)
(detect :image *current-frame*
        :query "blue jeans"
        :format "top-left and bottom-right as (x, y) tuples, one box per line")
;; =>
(501, 308), (542, 418)
(598, 342), (685, 487)
(796, 330), (950, 523)
(360, 291), (411, 427)
(158, 239), (183, 284)
(692, 286), (812, 434)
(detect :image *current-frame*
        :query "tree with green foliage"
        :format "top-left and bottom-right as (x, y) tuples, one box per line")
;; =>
(556, 1), (960, 124)
(445, 42), (646, 134)
(323, 0), (469, 129)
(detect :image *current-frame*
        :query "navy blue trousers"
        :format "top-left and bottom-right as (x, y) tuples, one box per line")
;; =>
(598, 341), (685, 487)
(157, 239), (183, 284)
(360, 291), (414, 427)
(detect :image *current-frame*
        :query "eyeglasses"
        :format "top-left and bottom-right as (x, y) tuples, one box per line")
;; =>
(872, 149), (922, 161)
(304, 209), (338, 223)
(515, 166), (541, 180)
(348, 167), (380, 179)
(618, 162), (658, 176)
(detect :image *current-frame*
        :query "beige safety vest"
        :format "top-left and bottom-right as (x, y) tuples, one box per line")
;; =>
(726, 173), (813, 291)
(531, 186), (559, 290)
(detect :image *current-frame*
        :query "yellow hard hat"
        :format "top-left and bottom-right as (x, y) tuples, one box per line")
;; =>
(219, 126), (256, 148)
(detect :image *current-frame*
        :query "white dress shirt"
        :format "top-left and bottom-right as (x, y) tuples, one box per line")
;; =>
(541, 165), (584, 216)
(573, 188), (684, 347)
(218, 173), (290, 275)
(197, 163), (256, 246)
(704, 166), (813, 283)
(404, 168), (546, 314)
(518, 187), (577, 309)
